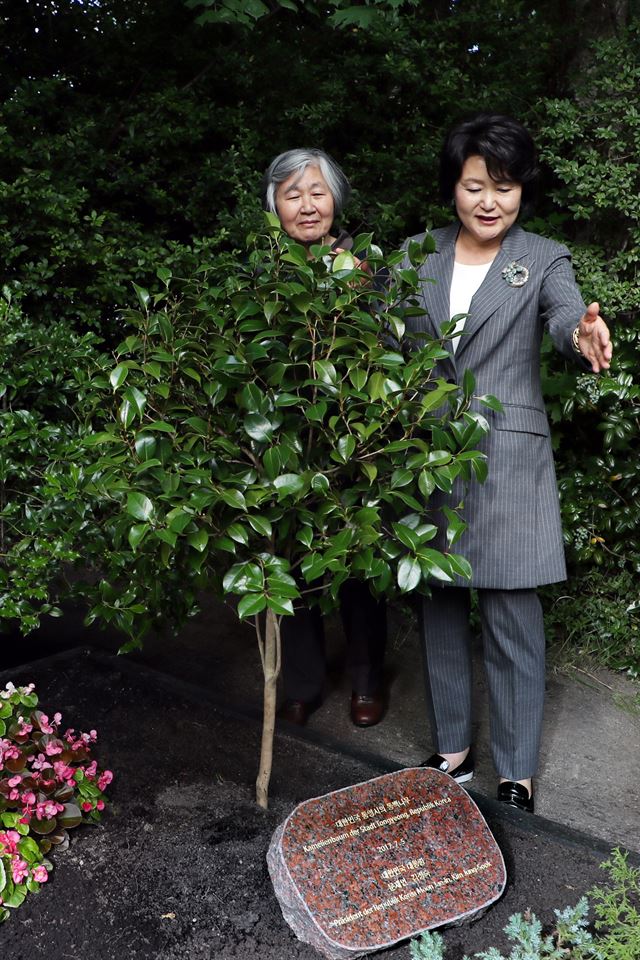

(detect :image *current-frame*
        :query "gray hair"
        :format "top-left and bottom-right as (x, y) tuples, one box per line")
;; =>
(261, 148), (351, 216)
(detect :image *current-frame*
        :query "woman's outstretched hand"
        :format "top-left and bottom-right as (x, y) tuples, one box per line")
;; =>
(577, 302), (612, 373)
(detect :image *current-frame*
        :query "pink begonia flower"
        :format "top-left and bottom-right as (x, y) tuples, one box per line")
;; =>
(84, 760), (98, 779)
(9, 789), (20, 801)
(98, 770), (114, 791)
(1, 743), (21, 761)
(81, 801), (93, 813)
(31, 753), (53, 771)
(21, 790), (36, 806)
(35, 800), (64, 820)
(32, 865), (49, 884)
(18, 719), (33, 736)
(44, 740), (63, 756)
(96, 800), (105, 811)
(64, 728), (75, 742)
(39, 714), (55, 734)
(8, 775), (22, 787)
(12, 859), (29, 884)
(0, 831), (20, 855)
(53, 760), (76, 783)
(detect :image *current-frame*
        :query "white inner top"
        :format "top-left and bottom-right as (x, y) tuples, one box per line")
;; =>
(449, 260), (493, 353)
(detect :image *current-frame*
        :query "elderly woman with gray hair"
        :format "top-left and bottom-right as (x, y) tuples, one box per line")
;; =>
(261, 148), (387, 729)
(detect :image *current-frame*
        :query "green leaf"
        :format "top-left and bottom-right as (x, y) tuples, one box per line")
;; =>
(143, 420), (175, 433)
(123, 385), (147, 418)
(244, 413), (274, 442)
(134, 433), (156, 461)
(477, 393), (504, 413)
(237, 594), (267, 618)
(361, 463), (377, 484)
(128, 523), (149, 550)
(442, 507), (467, 547)
(392, 522), (420, 552)
(247, 515), (273, 538)
(335, 435), (356, 463)
(349, 368), (367, 391)
(426, 450), (452, 466)
(418, 470), (436, 499)
(314, 359), (337, 385)
(226, 522), (249, 545)
(166, 507), (192, 533)
(132, 282), (150, 309)
(17, 836), (41, 863)
(109, 364), (128, 389)
(390, 468), (413, 489)
(219, 489), (247, 510)
(332, 250), (356, 272)
(462, 367), (476, 399)
(187, 529), (209, 552)
(273, 473), (305, 497)
(311, 473), (330, 493)
(126, 492), (154, 522)
(397, 556), (421, 592)
(266, 596), (294, 616)
(263, 446), (283, 480)
(154, 528), (177, 547)
(446, 554), (473, 581)
(223, 562), (264, 594)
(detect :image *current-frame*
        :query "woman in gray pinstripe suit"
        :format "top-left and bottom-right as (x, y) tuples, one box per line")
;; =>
(404, 115), (612, 812)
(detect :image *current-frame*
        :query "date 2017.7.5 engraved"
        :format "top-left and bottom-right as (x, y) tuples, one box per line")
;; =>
(376, 839), (407, 854)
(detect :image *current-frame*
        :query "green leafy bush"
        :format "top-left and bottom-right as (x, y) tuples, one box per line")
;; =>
(543, 571), (640, 679)
(536, 25), (640, 585)
(0, 291), (105, 631)
(1, 221), (497, 804)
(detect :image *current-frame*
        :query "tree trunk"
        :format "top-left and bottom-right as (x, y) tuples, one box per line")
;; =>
(255, 606), (281, 809)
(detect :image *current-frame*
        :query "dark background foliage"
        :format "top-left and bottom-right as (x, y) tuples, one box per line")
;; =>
(1, 0), (639, 672)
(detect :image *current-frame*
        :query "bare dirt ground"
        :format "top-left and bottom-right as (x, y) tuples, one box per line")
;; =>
(1, 649), (635, 960)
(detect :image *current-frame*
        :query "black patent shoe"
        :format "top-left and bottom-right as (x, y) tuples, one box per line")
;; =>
(421, 750), (474, 784)
(497, 780), (534, 813)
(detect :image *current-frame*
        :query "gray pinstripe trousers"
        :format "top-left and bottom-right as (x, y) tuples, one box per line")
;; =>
(419, 586), (545, 780)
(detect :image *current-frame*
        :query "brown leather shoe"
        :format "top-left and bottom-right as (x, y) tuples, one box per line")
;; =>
(350, 691), (384, 728)
(277, 698), (320, 726)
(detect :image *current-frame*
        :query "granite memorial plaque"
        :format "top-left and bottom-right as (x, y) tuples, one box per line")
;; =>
(267, 767), (506, 959)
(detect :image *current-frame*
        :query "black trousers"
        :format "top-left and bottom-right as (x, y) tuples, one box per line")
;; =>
(280, 579), (386, 701)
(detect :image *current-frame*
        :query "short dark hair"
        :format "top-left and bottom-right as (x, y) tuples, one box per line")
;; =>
(439, 114), (539, 211)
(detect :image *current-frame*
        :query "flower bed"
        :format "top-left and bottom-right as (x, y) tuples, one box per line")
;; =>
(0, 681), (112, 922)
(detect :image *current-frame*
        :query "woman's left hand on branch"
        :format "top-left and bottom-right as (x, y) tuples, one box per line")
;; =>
(577, 302), (612, 373)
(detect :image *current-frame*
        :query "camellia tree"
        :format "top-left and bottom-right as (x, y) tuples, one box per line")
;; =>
(2, 220), (496, 807)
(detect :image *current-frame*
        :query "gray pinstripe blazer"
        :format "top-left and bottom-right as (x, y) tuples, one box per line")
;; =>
(404, 222), (588, 588)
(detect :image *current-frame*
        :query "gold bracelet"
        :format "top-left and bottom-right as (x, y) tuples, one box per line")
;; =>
(571, 326), (582, 355)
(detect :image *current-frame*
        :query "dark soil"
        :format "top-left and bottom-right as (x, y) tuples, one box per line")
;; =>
(0, 650), (633, 960)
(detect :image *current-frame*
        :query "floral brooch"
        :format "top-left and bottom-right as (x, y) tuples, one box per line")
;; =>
(502, 261), (529, 287)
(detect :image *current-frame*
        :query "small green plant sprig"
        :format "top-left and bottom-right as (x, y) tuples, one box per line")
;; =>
(0, 681), (113, 923)
(409, 849), (639, 960)
(410, 899), (599, 960)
